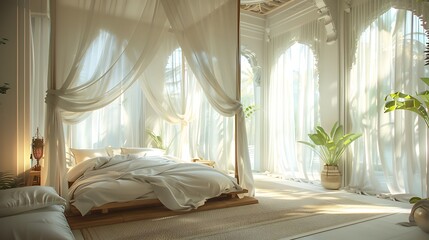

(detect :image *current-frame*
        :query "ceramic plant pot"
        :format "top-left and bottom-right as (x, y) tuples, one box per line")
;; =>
(320, 165), (341, 190)
(411, 200), (429, 233)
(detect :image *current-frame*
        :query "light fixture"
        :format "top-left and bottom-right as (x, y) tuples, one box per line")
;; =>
(32, 128), (44, 171)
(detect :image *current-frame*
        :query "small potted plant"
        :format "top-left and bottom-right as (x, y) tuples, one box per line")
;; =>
(1, 38), (10, 95)
(0, 83), (10, 94)
(298, 122), (362, 190)
(0, 171), (18, 189)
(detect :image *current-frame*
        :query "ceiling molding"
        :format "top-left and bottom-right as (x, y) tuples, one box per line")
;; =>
(240, 0), (294, 15)
(240, 11), (266, 41)
(240, 0), (338, 44)
(266, 1), (316, 37)
(314, 0), (337, 44)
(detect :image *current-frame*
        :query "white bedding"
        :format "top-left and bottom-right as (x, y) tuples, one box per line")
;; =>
(68, 154), (242, 216)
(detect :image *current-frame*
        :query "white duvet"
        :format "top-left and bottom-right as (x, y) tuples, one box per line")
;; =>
(67, 154), (242, 216)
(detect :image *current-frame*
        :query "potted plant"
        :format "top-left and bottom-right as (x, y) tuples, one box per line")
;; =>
(384, 78), (429, 233)
(0, 171), (18, 189)
(0, 38), (10, 95)
(298, 122), (362, 190)
(408, 197), (429, 233)
(0, 83), (9, 94)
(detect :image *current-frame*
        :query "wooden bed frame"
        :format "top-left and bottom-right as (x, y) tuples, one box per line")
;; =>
(66, 154), (258, 227)
(65, 153), (258, 225)
(67, 188), (249, 215)
(66, 188), (258, 229)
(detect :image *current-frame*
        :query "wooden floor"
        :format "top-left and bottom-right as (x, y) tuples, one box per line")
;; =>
(66, 196), (258, 229)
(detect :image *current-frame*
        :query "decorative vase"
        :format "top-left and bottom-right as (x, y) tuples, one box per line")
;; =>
(320, 165), (341, 190)
(410, 200), (429, 233)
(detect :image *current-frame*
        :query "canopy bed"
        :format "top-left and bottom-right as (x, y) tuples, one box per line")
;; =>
(42, 0), (256, 223)
(66, 149), (249, 215)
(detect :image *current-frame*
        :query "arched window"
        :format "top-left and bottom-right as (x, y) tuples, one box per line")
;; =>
(267, 42), (320, 181)
(348, 8), (428, 197)
(241, 47), (261, 170)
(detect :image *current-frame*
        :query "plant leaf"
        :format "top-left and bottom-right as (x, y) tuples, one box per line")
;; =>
(332, 123), (344, 144)
(417, 90), (429, 109)
(384, 91), (429, 128)
(420, 77), (429, 87)
(297, 141), (316, 149)
(0, 172), (17, 189)
(409, 196), (422, 204)
(308, 133), (325, 145)
(315, 126), (330, 144)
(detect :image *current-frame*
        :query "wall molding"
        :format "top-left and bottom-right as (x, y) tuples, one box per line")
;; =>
(240, 12), (266, 41)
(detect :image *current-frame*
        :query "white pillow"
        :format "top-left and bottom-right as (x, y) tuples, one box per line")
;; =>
(0, 186), (66, 217)
(120, 147), (165, 156)
(67, 156), (110, 183)
(106, 146), (121, 157)
(70, 148), (109, 165)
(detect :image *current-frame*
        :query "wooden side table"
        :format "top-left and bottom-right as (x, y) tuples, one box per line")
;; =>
(191, 159), (215, 168)
(27, 170), (41, 186)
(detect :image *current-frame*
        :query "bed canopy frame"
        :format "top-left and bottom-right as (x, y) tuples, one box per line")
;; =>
(42, 0), (254, 209)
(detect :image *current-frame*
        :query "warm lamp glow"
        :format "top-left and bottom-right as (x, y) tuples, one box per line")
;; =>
(32, 128), (44, 171)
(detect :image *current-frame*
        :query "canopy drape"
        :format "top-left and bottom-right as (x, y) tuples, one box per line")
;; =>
(44, 0), (253, 197)
(160, 0), (254, 195)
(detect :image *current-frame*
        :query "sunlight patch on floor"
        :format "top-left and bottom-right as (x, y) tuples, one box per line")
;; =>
(306, 204), (409, 214)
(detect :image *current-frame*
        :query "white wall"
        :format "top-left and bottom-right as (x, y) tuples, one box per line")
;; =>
(0, 0), (30, 178)
(0, 0), (47, 180)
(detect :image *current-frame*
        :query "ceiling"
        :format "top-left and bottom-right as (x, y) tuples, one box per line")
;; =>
(240, 0), (293, 15)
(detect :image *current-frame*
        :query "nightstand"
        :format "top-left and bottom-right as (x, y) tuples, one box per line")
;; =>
(191, 159), (215, 167)
(27, 170), (41, 186)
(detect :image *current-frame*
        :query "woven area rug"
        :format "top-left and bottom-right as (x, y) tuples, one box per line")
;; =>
(77, 174), (399, 240)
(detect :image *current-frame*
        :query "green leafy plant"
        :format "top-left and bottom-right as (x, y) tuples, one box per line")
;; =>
(145, 128), (180, 151)
(410, 196), (429, 204)
(145, 129), (166, 150)
(384, 77), (429, 128)
(0, 83), (10, 94)
(0, 37), (7, 45)
(298, 122), (362, 166)
(244, 104), (258, 118)
(1, 37), (10, 95)
(0, 171), (18, 189)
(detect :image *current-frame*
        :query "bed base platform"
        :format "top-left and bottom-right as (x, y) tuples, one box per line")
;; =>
(66, 189), (258, 229)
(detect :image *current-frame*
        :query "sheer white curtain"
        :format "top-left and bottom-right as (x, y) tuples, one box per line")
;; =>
(30, 14), (50, 154)
(346, 0), (429, 198)
(67, 31), (150, 150)
(140, 40), (200, 159)
(263, 20), (322, 183)
(160, 0), (254, 195)
(140, 37), (196, 126)
(241, 52), (259, 170)
(45, 0), (169, 196)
